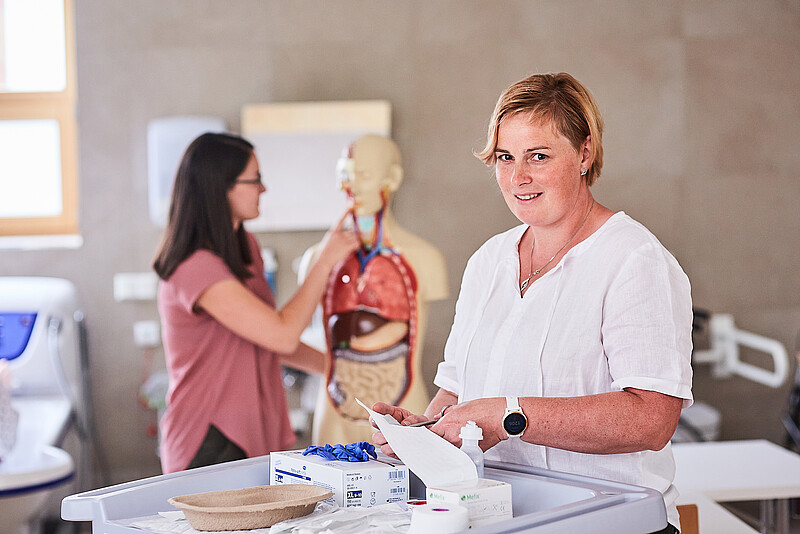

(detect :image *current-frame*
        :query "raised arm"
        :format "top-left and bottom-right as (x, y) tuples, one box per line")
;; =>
(196, 212), (358, 354)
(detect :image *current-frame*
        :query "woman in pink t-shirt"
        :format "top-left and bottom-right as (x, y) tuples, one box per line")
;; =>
(153, 133), (358, 473)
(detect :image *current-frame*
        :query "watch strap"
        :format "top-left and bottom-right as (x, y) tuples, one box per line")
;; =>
(506, 396), (521, 412)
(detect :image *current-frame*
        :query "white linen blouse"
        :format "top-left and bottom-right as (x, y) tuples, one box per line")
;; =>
(434, 211), (693, 526)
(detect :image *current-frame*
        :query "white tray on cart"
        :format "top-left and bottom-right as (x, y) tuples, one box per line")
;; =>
(62, 455), (668, 533)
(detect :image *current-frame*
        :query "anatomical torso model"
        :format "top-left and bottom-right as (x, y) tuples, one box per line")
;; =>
(299, 134), (448, 445)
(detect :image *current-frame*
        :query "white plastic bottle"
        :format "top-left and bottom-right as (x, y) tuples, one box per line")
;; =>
(459, 420), (484, 479)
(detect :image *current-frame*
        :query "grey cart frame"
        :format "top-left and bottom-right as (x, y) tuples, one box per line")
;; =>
(62, 456), (668, 533)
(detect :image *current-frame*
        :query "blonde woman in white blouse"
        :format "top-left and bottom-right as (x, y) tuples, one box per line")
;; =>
(372, 72), (692, 534)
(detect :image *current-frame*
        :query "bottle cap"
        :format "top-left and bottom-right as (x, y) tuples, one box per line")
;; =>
(459, 420), (483, 441)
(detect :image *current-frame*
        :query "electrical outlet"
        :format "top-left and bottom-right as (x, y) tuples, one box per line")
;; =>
(114, 272), (159, 301)
(133, 320), (161, 348)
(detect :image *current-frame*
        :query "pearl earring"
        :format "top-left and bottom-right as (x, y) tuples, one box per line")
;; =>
(580, 169), (588, 176)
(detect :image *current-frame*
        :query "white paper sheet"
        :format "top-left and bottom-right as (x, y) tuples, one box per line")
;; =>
(356, 399), (477, 488)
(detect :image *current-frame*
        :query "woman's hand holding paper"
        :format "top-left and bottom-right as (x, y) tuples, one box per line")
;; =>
(371, 397), (509, 457)
(370, 402), (429, 458)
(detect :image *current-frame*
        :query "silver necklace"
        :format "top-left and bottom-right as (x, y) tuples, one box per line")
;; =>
(519, 198), (595, 295)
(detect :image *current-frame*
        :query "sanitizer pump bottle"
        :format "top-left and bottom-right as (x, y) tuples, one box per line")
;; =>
(460, 420), (484, 479)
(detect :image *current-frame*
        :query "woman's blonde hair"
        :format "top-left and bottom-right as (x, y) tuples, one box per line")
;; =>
(475, 72), (604, 186)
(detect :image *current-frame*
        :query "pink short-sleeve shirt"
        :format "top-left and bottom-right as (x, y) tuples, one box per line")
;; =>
(158, 233), (294, 473)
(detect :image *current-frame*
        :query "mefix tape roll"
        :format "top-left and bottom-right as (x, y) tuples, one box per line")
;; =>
(407, 503), (469, 534)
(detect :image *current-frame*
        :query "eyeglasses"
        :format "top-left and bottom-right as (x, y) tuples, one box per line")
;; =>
(235, 178), (263, 186)
(235, 172), (265, 187)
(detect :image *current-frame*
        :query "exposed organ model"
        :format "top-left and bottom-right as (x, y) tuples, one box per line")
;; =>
(324, 197), (419, 420)
(299, 134), (448, 445)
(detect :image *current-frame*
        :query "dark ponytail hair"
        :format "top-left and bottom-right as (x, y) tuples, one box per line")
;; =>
(153, 132), (255, 281)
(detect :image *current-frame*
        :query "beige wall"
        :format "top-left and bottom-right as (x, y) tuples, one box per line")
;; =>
(1, 0), (799, 484)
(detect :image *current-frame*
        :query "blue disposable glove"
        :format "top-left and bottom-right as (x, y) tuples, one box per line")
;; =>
(303, 441), (377, 462)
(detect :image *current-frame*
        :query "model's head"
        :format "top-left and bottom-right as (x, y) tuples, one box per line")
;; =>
(476, 72), (604, 186)
(154, 132), (256, 280)
(337, 134), (403, 216)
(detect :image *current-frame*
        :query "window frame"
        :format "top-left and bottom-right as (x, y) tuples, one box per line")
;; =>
(0, 0), (78, 237)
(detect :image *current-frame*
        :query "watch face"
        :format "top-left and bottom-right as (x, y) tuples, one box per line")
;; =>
(504, 412), (527, 436)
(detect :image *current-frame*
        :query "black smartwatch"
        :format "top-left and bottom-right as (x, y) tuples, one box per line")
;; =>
(502, 396), (528, 438)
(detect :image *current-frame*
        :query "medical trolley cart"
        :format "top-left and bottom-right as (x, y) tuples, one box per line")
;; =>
(62, 455), (669, 533)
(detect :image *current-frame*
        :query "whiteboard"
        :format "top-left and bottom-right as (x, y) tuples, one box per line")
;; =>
(241, 101), (391, 232)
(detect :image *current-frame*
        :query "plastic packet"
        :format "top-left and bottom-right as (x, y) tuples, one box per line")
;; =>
(269, 502), (411, 534)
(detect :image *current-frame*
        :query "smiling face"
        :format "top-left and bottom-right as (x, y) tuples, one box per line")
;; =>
(495, 113), (592, 229)
(227, 152), (265, 228)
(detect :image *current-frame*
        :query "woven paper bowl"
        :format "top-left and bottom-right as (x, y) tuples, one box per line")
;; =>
(168, 484), (333, 531)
